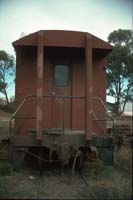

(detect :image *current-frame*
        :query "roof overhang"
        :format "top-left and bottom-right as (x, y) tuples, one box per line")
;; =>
(12, 30), (113, 54)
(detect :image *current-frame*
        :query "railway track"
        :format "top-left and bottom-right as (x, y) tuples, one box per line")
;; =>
(37, 170), (42, 200)
(33, 165), (89, 199)
(79, 170), (89, 186)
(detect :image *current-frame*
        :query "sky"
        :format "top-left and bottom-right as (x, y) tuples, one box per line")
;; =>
(0, 0), (132, 101)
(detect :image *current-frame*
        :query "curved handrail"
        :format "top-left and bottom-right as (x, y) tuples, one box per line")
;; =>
(92, 96), (115, 139)
(9, 95), (36, 138)
(9, 94), (85, 139)
(92, 97), (114, 121)
(9, 95), (115, 141)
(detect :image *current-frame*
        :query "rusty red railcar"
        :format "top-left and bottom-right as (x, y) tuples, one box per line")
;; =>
(10, 30), (114, 170)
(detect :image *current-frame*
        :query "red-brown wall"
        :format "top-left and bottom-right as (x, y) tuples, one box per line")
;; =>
(15, 46), (107, 136)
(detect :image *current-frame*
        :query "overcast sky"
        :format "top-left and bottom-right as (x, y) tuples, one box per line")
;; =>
(0, 0), (132, 101)
(0, 0), (132, 55)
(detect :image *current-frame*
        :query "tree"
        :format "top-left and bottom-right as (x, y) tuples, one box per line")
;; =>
(106, 29), (133, 114)
(0, 50), (15, 105)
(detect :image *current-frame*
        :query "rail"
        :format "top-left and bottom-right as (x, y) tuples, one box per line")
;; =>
(9, 95), (85, 139)
(9, 95), (36, 139)
(9, 95), (114, 141)
(92, 96), (115, 139)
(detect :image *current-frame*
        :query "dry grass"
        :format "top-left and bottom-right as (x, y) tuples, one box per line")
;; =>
(107, 174), (132, 200)
(83, 146), (133, 199)
(114, 146), (132, 175)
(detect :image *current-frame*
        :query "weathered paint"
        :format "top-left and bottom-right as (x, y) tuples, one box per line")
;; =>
(13, 30), (112, 139)
(36, 31), (44, 142)
(85, 34), (92, 141)
(13, 30), (112, 50)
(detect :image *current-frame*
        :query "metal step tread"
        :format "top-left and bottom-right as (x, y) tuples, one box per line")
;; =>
(28, 128), (63, 135)
(0, 151), (8, 159)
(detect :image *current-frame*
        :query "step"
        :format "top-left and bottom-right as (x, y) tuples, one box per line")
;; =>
(0, 151), (8, 160)
(115, 125), (131, 130)
(28, 128), (63, 135)
(0, 139), (9, 152)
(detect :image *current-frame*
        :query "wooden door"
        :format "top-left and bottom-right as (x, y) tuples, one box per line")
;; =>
(51, 62), (71, 129)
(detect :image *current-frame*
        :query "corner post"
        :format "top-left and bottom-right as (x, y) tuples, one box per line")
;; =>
(36, 31), (44, 142)
(85, 33), (93, 142)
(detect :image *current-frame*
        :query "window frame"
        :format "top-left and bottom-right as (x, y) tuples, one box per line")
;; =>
(54, 64), (70, 87)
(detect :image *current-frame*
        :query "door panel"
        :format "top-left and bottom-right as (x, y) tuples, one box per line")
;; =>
(51, 62), (71, 129)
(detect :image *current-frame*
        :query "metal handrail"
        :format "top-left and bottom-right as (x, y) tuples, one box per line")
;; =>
(9, 95), (36, 138)
(92, 110), (105, 133)
(92, 97), (114, 121)
(9, 95), (114, 141)
(92, 96), (115, 139)
(9, 94), (85, 139)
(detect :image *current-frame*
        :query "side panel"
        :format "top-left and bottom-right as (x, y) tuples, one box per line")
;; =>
(92, 56), (106, 135)
(15, 47), (37, 135)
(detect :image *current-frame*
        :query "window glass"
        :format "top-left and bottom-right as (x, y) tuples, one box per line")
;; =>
(55, 65), (69, 86)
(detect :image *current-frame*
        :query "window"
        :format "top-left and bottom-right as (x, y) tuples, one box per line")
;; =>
(55, 65), (69, 87)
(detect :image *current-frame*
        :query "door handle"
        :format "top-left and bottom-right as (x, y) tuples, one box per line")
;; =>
(51, 92), (56, 95)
